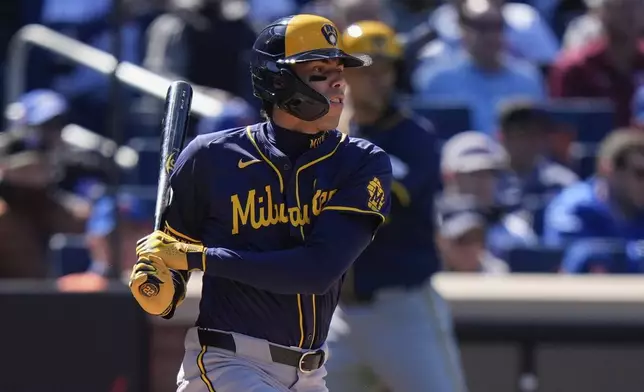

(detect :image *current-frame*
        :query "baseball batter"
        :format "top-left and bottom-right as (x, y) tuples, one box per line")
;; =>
(324, 21), (469, 392)
(129, 14), (392, 392)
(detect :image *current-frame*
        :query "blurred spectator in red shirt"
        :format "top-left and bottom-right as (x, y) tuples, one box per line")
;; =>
(549, 0), (644, 127)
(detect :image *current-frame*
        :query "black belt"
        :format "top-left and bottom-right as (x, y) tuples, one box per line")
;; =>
(197, 328), (325, 373)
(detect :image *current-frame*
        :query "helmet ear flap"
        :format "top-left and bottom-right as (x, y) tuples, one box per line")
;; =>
(276, 67), (330, 121)
(251, 56), (330, 121)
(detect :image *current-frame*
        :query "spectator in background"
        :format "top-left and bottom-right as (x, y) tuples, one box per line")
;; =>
(36, 0), (148, 135)
(142, 0), (256, 101)
(385, 0), (440, 34)
(497, 101), (579, 235)
(549, 0), (644, 127)
(420, 0), (559, 66)
(543, 129), (644, 247)
(438, 131), (538, 260)
(246, 0), (297, 30)
(561, 0), (604, 51)
(632, 85), (644, 128)
(0, 89), (108, 278)
(85, 190), (155, 277)
(195, 88), (259, 135)
(137, 0), (257, 135)
(436, 194), (509, 274)
(58, 190), (155, 291)
(560, 237), (643, 273)
(334, 0), (392, 28)
(413, 0), (545, 135)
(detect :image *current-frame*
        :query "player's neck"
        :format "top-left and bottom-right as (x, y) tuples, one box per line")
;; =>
(272, 111), (321, 135)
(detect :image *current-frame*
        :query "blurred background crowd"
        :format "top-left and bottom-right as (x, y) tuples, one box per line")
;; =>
(2, 0), (644, 287)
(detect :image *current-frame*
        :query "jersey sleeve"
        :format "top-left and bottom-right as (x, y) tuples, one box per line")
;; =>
(162, 137), (208, 244)
(322, 148), (393, 232)
(158, 137), (210, 319)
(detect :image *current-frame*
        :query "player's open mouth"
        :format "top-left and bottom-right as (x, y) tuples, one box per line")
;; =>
(329, 97), (343, 104)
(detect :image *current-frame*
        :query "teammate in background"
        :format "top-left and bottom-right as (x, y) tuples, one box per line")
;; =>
(325, 21), (468, 392)
(130, 15), (392, 392)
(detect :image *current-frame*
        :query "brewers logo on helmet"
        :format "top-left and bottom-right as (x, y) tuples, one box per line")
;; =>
(251, 15), (371, 122)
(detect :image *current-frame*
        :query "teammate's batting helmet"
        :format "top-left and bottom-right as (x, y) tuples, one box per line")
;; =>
(250, 14), (371, 122)
(342, 20), (403, 60)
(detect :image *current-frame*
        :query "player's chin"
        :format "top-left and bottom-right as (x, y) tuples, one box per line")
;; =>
(318, 113), (341, 130)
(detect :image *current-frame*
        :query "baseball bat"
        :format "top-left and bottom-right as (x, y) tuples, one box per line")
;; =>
(138, 81), (193, 298)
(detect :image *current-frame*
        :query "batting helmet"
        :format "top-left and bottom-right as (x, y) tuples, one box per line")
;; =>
(342, 21), (403, 60)
(250, 14), (371, 122)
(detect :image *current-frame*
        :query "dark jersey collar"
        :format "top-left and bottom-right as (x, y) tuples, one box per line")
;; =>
(248, 122), (346, 168)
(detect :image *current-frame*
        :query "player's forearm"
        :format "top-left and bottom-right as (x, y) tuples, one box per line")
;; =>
(197, 214), (376, 295)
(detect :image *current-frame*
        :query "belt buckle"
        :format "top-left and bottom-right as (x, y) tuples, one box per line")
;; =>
(298, 350), (324, 373)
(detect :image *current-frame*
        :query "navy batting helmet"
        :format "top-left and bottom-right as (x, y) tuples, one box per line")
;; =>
(250, 14), (370, 122)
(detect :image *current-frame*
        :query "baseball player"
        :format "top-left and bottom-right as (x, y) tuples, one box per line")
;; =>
(129, 14), (393, 392)
(324, 21), (468, 392)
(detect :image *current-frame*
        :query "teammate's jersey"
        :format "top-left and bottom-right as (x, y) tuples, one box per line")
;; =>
(163, 121), (392, 349)
(348, 107), (441, 299)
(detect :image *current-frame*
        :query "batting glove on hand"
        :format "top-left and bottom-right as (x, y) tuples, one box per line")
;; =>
(135, 230), (205, 272)
(129, 255), (175, 316)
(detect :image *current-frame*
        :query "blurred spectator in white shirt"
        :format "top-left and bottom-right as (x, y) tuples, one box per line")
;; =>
(413, 0), (545, 135)
(562, 0), (604, 51)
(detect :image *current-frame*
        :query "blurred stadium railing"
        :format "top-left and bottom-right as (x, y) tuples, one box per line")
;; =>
(5, 24), (225, 120)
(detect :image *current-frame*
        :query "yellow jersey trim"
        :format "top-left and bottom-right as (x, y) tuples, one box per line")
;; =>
(294, 132), (346, 348)
(164, 222), (201, 244)
(322, 205), (386, 223)
(246, 126), (284, 193)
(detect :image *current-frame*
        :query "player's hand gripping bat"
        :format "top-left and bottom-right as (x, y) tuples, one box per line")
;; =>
(138, 81), (193, 298)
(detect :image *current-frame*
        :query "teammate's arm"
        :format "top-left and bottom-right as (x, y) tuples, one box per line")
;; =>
(390, 121), (441, 209)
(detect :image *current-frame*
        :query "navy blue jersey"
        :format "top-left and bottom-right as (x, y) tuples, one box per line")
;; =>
(163, 122), (392, 349)
(348, 108), (441, 299)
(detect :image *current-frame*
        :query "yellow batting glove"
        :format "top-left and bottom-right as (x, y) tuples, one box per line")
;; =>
(129, 255), (175, 316)
(135, 230), (205, 272)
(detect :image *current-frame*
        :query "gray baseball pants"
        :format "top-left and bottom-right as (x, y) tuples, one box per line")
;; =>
(177, 327), (329, 392)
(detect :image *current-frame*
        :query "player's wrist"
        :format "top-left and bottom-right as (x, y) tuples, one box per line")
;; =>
(186, 248), (207, 271)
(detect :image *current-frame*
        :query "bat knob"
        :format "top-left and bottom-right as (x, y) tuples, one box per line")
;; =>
(139, 276), (161, 297)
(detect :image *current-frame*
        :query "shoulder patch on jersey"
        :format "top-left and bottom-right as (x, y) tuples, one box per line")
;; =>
(367, 177), (386, 212)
